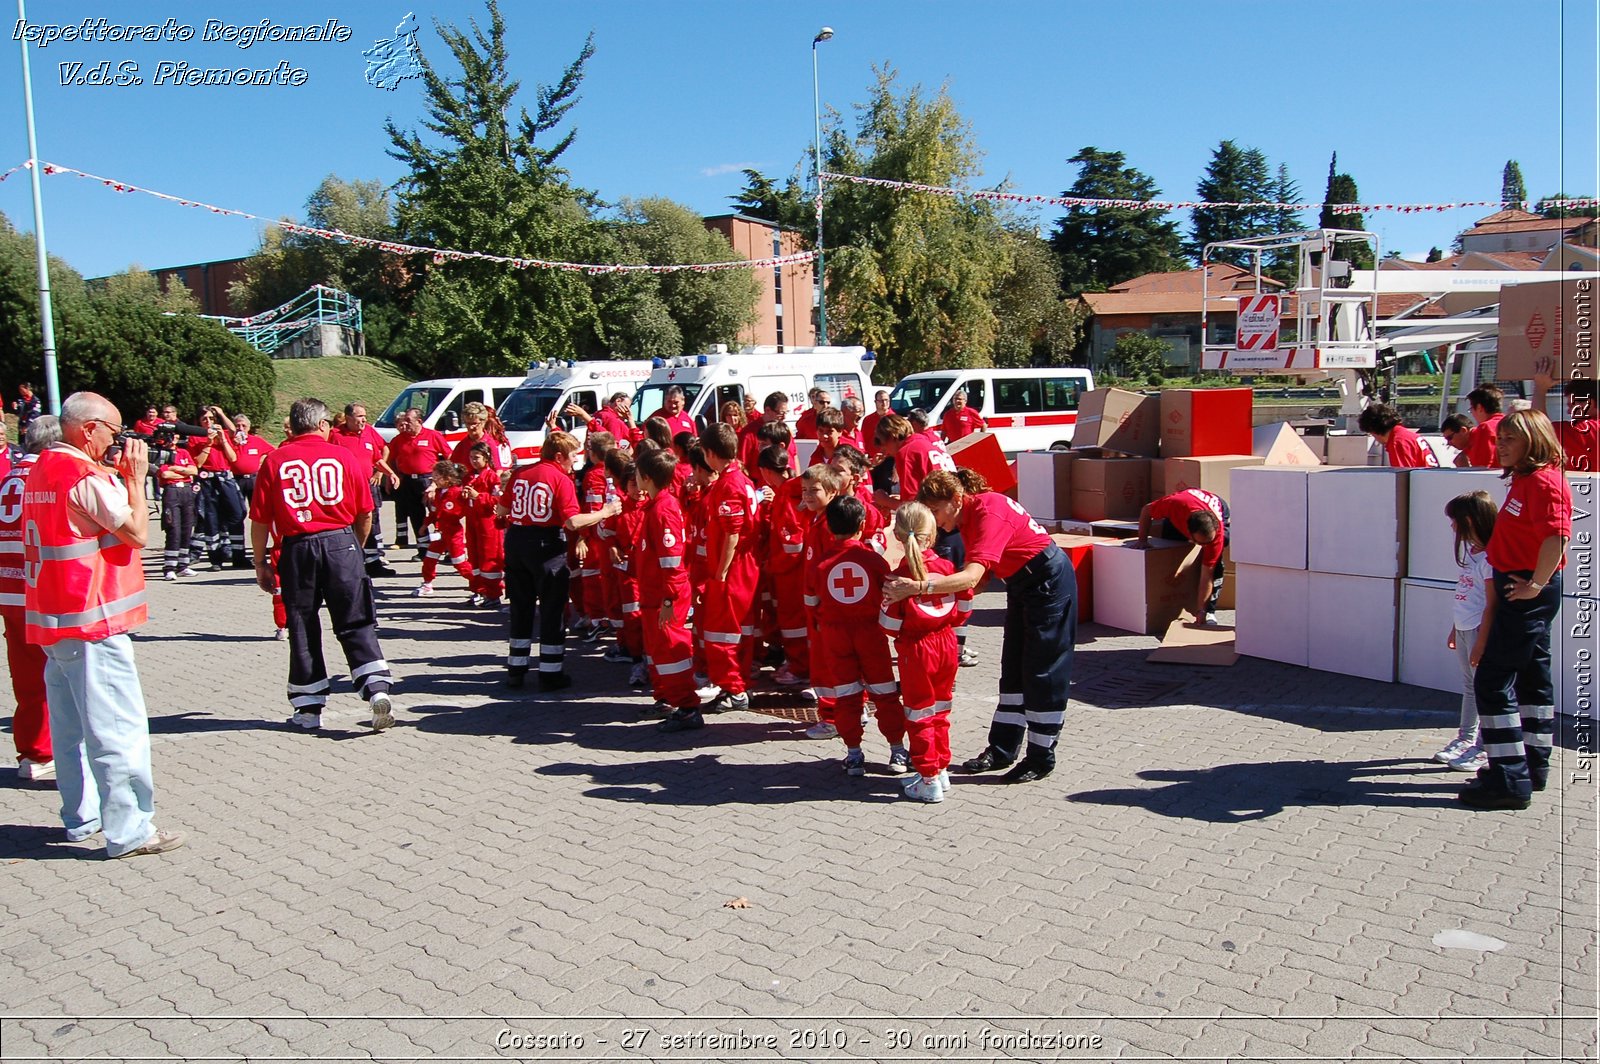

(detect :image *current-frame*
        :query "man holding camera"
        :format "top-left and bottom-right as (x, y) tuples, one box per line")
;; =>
(191, 406), (249, 568)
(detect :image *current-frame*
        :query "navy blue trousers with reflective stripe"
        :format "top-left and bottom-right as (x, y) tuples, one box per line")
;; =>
(988, 544), (1077, 762)
(279, 526), (390, 711)
(1473, 569), (1560, 797)
(504, 526), (569, 675)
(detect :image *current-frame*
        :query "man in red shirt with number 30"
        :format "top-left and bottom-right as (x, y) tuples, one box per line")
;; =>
(250, 398), (394, 733)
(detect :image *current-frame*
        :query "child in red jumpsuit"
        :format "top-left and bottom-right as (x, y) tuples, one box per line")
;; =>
(882, 501), (972, 802)
(801, 463), (849, 736)
(462, 443), (505, 607)
(574, 431), (617, 640)
(416, 461), (476, 596)
(814, 494), (908, 776)
(636, 446), (702, 731)
(757, 445), (811, 692)
(602, 447), (648, 685)
(695, 422), (759, 713)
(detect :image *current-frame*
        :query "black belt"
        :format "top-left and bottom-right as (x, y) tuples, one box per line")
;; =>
(198, 470), (234, 481)
(1009, 543), (1065, 589)
(403, 472), (431, 482)
(281, 525), (355, 545)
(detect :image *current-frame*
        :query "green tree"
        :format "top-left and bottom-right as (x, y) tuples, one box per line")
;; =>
(1536, 193), (1600, 220)
(1426, 246), (1444, 262)
(1318, 153), (1375, 270)
(0, 213), (92, 398)
(1108, 331), (1170, 385)
(819, 66), (1012, 379)
(1048, 147), (1185, 294)
(991, 228), (1085, 367)
(1189, 140), (1275, 263)
(384, 1), (610, 374)
(599, 198), (758, 357)
(729, 166), (813, 236)
(1501, 160), (1528, 208)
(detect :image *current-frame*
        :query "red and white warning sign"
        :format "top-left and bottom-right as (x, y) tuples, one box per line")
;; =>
(1237, 294), (1280, 350)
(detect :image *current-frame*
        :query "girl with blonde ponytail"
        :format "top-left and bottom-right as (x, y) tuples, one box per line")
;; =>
(881, 502), (972, 802)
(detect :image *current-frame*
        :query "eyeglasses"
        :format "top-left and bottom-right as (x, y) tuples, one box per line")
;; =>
(93, 419), (124, 437)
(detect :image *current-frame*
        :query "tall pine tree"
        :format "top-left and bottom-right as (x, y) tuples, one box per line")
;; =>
(1189, 140), (1274, 264)
(1317, 153), (1375, 270)
(1501, 160), (1528, 209)
(1049, 147), (1184, 293)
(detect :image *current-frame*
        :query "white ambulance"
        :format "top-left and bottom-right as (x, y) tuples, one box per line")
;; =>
(888, 367), (1097, 453)
(497, 359), (656, 463)
(373, 376), (526, 446)
(631, 346), (877, 432)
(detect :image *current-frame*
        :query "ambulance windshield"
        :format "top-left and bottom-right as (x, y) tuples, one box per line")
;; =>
(888, 376), (955, 416)
(631, 383), (705, 423)
(498, 387), (562, 431)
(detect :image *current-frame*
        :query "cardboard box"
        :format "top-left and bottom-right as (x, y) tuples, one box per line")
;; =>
(1162, 454), (1264, 500)
(1307, 467), (1409, 578)
(1050, 532), (1099, 624)
(1159, 388), (1253, 458)
(947, 430), (1016, 494)
(1326, 433), (1376, 467)
(1229, 466), (1315, 569)
(1398, 578), (1461, 695)
(1075, 387), (1159, 457)
(795, 438), (819, 469)
(1404, 469), (1509, 583)
(1498, 277), (1597, 381)
(1252, 422), (1322, 467)
(1235, 563), (1309, 666)
(1070, 458), (1151, 521)
(1307, 572), (1399, 682)
(1017, 451), (1076, 521)
(1090, 539), (1200, 636)
(1218, 561), (1236, 611)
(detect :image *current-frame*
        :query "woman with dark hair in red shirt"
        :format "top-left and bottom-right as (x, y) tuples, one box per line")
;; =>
(1460, 409), (1571, 810)
(884, 468), (1076, 784)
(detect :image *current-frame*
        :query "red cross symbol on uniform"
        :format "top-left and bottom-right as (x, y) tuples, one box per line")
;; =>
(829, 560), (869, 604)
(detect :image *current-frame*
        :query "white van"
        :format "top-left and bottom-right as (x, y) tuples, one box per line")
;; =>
(373, 376), (526, 446)
(631, 346), (877, 432)
(888, 367), (1096, 453)
(497, 359), (656, 463)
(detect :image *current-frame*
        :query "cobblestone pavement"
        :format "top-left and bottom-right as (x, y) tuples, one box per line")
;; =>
(1, 548), (1595, 1063)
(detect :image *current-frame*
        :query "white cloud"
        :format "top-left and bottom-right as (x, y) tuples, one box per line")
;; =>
(701, 162), (757, 178)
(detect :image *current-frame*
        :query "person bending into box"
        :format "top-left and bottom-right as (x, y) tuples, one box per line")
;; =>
(1135, 488), (1231, 625)
(1357, 404), (1439, 469)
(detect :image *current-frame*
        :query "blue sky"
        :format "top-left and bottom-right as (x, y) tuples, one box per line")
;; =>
(1, 0), (1595, 293)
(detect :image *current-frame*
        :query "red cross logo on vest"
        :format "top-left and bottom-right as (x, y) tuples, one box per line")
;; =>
(828, 560), (870, 604)
(21, 520), (41, 588)
(913, 593), (954, 619)
(0, 476), (23, 526)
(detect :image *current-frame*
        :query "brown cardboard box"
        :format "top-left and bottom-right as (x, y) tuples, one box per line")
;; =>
(1070, 458), (1151, 521)
(1075, 387), (1160, 457)
(1090, 539), (1202, 636)
(1161, 454), (1264, 499)
(1251, 422), (1322, 467)
(1499, 277), (1598, 381)
(1158, 388), (1254, 457)
(1324, 433), (1375, 467)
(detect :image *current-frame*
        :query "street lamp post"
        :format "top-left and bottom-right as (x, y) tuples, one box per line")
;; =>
(17, 0), (61, 415)
(811, 26), (833, 346)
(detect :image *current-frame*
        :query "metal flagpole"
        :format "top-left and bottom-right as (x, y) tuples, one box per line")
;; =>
(17, 0), (62, 415)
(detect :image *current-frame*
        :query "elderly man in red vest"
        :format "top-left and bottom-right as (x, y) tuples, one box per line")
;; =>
(22, 391), (183, 858)
(2, 415), (60, 782)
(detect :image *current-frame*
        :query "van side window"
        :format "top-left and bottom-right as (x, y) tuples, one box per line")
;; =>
(961, 378), (986, 412)
(1041, 377), (1083, 412)
(492, 387), (518, 412)
(557, 390), (599, 432)
(994, 378), (1041, 414)
(714, 384), (745, 420)
(814, 372), (865, 407)
(439, 390), (470, 431)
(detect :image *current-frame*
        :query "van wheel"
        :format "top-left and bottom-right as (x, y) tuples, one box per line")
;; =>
(1049, 441), (1071, 452)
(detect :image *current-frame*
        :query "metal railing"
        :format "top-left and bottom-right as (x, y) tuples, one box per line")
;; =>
(201, 285), (362, 354)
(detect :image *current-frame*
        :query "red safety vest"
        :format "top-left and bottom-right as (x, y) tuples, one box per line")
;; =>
(0, 457), (33, 613)
(22, 448), (148, 646)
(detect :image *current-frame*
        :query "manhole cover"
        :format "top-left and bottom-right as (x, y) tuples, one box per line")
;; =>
(1073, 674), (1190, 709)
(746, 691), (821, 723)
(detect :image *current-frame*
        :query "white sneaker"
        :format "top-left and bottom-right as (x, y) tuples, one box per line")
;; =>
(469, 593), (485, 607)
(177, 566), (197, 578)
(163, 570), (177, 582)
(16, 758), (55, 781)
(273, 627), (287, 641)
(938, 769), (951, 790)
(843, 749), (867, 777)
(903, 775), (945, 803)
(798, 687), (819, 705)
(368, 692), (395, 732)
(412, 583), (434, 597)
(695, 682), (723, 703)
(772, 666), (807, 687)
(288, 712), (321, 730)
(805, 721), (838, 740)
(887, 746), (913, 774)
(958, 647), (979, 667)
(1433, 737), (1470, 764)
(1449, 745), (1488, 772)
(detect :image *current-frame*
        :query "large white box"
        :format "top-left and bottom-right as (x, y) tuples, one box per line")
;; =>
(1307, 572), (1399, 682)
(1089, 538), (1199, 635)
(1016, 451), (1074, 521)
(1235, 563), (1309, 666)
(1398, 578), (1460, 695)
(1229, 466), (1315, 570)
(1307, 467), (1409, 578)
(1405, 469), (1508, 583)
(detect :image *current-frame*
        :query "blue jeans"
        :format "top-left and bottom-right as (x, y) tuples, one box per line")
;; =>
(43, 634), (158, 856)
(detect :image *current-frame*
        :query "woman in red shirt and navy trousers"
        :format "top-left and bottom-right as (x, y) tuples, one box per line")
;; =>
(1460, 409), (1572, 810)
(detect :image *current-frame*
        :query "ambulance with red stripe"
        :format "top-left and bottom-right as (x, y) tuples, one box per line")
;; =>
(496, 359), (655, 464)
(888, 368), (1096, 453)
(373, 377), (525, 449)
(631, 347), (877, 434)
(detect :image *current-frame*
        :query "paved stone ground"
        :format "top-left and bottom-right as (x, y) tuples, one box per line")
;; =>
(0, 546), (1595, 1063)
